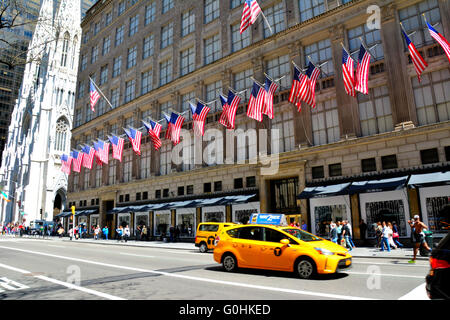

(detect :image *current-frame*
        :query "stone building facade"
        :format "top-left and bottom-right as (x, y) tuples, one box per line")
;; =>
(67, 0), (450, 241)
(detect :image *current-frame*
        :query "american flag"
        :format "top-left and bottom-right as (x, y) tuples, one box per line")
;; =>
(240, 0), (262, 34)
(61, 154), (72, 175)
(71, 150), (83, 173)
(142, 119), (162, 150)
(425, 21), (450, 64)
(81, 145), (95, 169)
(108, 134), (124, 161)
(402, 30), (428, 82)
(89, 79), (100, 112)
(262, 75), (278, 119)
(288, 65), (304, 110)
(164, 113), (172, 141)
(342, 47), (356, 96)
(219, 90), (241, 130)
(168, 112), (185, 145)
(355, 44), (371, 95)
(124, 127), (142, 156)
(191, 101), (210, 136)
(93, 140), (109, 165)
(247, 81), (265, 122)
(304, 62), (320, 108)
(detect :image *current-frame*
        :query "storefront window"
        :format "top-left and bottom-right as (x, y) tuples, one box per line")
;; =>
(135, 213), (149, 229)
(176, 211), (195, 237)
(365, 200), (407, 237)
(118, 213), (131, 229)
(425, 196), (450, 233)
(313, 205), (346, 238)
(203, 211), (224, 222)
(90, 215), (100, 233)
(232, 202), (260, 224)
(155, 212), (170, 236)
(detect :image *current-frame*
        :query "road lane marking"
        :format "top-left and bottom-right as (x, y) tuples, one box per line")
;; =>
(398, 283), (429, 300)
(0, 245), (374, 300)
(48, 245), (65, 248)
(0, 262), (125, 300)
(351, 261), (428, 267)
(345, 271), (424, 279)
(119, 252), (155, 258)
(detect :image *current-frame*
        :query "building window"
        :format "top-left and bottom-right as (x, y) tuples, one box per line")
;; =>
(112, 56), (122, 77)
(381, 155), (398, 170)
(95, 163), (102, 187)
(108, 157), (116, 185)
(230, 0), (243, 9)
(160, 101), (172, 117)
(160, 144), (171, 175)
(61, 33), (69, 67)
(124, 79), (135, 103)
(263, 2), (286, 38)
(155, 190), (161, 199)
(271, 110), (295, 153)
(266, 54), (290, 89)
(299, 0), (324, 23)
(125, 194), (130, 202)
(231, 23), (250, 52)
(180, 47), (195, 76)
(129, 15), (139, 37)
(445, 146), (450, 162)
(233, 68), (253, 101)
(159, 59), (172, 86)
(186, 185), (194, 195)
(83, 168), (90, 190)
(204, 34), (221, 65)
(246, 176), (256, 188)
(127, 46), (137, 69)
(140, 149), (151, 179)
(204, 0), (219, 24)
(118, 1), (125, 16)
(100, 65), (108, 85)
(115, 25), (124, 46)
(143, 191), (148, 200)
(136, 192), (141, 201)
(205, 80), (222, 112)
(110, 87), (120, 108)
(202, 182), (210, 193)
(163, 188), (169, 198)
(269, 177), (299, 214)
(420, 148), (439, 165)
(105, 11), (112, 26)
(123, 153), (132, 182)
(141, 70), (153, 95)
(162, 0), (174, 14)
(143, 34), (154, 59)
(93, 22), (100, 36)
(412, 69), (450, 126)
(161, 22), (174, 49)
(181, 9), (195, 37)
(77, 81), (85, 99)
(214, 181), (222, 192)
(74, 108), (82, 127)
(361, 158), (377, 173)
(311, 98), (340, 146)
(358, 85), (394, 137)
(328, 163), (342, 177)
(304, 39), (334, 77)
(54, 118), (69, 152)
(348, 24), (384, 61)
(177, 186), (185, 196)
(102, 36), (110, 56)
(398, 0), (443, 48)
(181, 91), (196, 120)
(234, 178), (243, 189)
(312, 166), (324, 179)
(91, 45), (98, 64)
(80, 54), (87, 71)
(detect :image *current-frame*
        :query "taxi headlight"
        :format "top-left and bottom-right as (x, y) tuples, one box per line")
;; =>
(314, 248), (334, 255)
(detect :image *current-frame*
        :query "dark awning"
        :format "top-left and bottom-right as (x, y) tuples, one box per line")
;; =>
(348, 176), (409, 194)
(408, 172), (450, 188)
(297, 183), (351, 199)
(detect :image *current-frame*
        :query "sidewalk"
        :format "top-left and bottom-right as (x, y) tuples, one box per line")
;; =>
(6, 235), (428, 261)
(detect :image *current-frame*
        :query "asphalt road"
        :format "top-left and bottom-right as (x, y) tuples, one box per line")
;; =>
(0, 237), (430, 301)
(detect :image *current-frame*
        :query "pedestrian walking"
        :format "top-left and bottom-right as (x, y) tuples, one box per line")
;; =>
(301, 220), (307, 231)
(392, 221), (403, 248)
(380, 221), (391, 252)
(408, 215), (431, 263)
(345, 220), (356, 249)
(141, 225), (147, 241)
(94, 225), (100, 240)
(336, 221), (343, 245)
(341, 221), (353, 251)
(329, 222), (338, 244)
(387, 222), (397, 249)
(102, 226), (109, 240)
(375, 222), (383, 248)
(116, 226), (123, 242)
(169, 225), (175, 242)
(123, 225), (130, 242)
(359, 219), (367, 245)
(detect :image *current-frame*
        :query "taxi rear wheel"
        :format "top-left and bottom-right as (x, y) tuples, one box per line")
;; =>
(199, 242), (208, 253)
(222, 253), (238, 272)
(295, 257), (316, 279)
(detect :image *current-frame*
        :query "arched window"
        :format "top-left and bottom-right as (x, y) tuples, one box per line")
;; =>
(55, 118), (69, 152)
(71, 36), (78, 69)
(61, 32), (70, 67)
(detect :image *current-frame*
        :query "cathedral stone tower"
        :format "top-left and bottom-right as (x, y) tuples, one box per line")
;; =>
(0, 0), (82, 225)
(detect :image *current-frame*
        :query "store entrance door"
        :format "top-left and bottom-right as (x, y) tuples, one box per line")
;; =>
(269, 177), (299, 214)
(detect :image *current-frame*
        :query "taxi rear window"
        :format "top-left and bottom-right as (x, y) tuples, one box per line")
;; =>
(199, 224), (219, 232)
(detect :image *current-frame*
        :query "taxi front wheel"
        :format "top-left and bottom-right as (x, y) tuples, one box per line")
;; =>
(222, 253), (238, 272)
(295, 257), (317, 279)
(199, 242), (208, 253)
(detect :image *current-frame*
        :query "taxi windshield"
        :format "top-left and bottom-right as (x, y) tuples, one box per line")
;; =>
(283, 228), (321, 242)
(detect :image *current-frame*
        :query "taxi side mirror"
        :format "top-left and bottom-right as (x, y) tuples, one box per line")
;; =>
(280, 239), (290, 246)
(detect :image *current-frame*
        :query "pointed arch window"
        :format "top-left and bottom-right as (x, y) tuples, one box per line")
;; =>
(61, 33), (70, 67)
(55, 118), (69, 152)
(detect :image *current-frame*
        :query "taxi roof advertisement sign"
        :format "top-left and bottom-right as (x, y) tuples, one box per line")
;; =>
(250, 213), (287, 226)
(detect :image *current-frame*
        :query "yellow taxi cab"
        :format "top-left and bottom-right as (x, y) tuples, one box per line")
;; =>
(213, 214), (352, 279)
(195, 222), (235, 253)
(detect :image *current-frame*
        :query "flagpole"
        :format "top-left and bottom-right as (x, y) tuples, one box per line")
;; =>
(259, 11), (273, 35)
(89, 76), (114, 110)
(250, 76), (264, 87)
